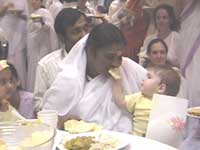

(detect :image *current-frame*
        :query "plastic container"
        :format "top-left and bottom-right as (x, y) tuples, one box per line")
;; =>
(0, 122), (56, 150)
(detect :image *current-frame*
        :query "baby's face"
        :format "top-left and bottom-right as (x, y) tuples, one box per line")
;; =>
(140, 70), (161, 98)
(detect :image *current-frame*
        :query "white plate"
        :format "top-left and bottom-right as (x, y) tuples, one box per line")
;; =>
(56, 130), (129, 150)
(187, 107), (200, 119)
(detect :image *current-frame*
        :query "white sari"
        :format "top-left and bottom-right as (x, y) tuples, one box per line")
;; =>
(27, 8), (58, 92)
(43, 35), (147, 133)
(176, 0), (200, 136)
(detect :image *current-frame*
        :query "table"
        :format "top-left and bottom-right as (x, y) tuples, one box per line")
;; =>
(53, 130), (177, 150)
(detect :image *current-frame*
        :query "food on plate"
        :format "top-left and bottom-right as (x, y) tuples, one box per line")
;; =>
(108, 68), (120, 80)
(0, 139), (6, 150)
(0, 141), (21, 150)
(64, 120), (103, 133)
(7, 146), (21, 150)
(30, 14), (42, 20)
(19, 119), (41, 126)
(0, 128), (53, 149)
(20, 130), (52, 147)
(64, 136), (95, 150)
(61, 132), (127, 150)
(188, 107), (200, 116)
(89, 142), (116, 150)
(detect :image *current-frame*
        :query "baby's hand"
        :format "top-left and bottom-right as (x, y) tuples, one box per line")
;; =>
(0, 99), (9, 112)
(112, 78), (123, 96)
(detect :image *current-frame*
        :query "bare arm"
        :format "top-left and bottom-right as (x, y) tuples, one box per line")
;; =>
(112, 79), (127, 110)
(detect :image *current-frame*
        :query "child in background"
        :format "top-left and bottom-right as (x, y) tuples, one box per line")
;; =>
(0, 60), (24, 121)
(112, 65), (181, 137)
(7, 63), (35, 119)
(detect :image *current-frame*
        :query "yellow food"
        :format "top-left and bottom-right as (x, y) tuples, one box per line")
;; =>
(30, 14), (42, 20)
(108, 68), (121, 80)
(64, 136), (95, 150)
(20, 131), (52, 147)
(64, 120), (103, 133)
(0, 139), (6, 150)
(7, 146), (21, 150)
(20, 119), (41, 126)
(188, 107), (200, 116)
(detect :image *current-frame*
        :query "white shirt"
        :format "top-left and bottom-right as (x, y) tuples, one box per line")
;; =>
(33, 49), (67, 111)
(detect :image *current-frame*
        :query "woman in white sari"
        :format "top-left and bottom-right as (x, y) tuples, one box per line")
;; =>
(0, 0), (28, 89)
(27, 0), (58, 92)
(43, 23), (147, 132)
(48, 0), (63, 19)
(176, 0), (200, 138)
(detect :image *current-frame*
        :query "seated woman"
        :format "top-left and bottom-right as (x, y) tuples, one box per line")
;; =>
(141, 4), (180, 67)
(43, 23), (147, 132)
(7, 63), (35, 119)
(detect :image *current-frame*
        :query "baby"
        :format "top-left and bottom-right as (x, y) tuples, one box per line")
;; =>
(112, 65), (181, 136)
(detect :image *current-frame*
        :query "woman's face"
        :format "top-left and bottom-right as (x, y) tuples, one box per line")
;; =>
(89, 44), (124, 76)
(65, 15), (87, 48)
(155, 8), (170, 31)
(31, 0), (42, 10)
(0, 68), (13, 100)
(148, 42), (167, 65)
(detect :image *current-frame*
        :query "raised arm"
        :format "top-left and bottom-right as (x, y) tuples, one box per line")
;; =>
(112, 79), (127, 110)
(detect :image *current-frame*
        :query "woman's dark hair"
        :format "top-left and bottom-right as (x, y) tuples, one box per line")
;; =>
(7, 63), (22, 90)
(147, 38), (168, 55)
(85, 23), (127, 51)
(54, 8), (86, 38)
(153, 4), (180, 31)
(7, 63), (18, 80)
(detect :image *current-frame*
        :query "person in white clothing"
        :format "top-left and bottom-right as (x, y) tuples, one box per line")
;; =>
(33, 8), (87, 113)
(27, 0), (59, 92)
(48, 0), (63, 19)
(140, 4), (180, 67)
(43, 23), (147, 132)
(176, 0), (200, 137)
(0, 0), (29, 89)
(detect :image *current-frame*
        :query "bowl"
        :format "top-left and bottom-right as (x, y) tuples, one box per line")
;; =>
(0, 122), (56, 150)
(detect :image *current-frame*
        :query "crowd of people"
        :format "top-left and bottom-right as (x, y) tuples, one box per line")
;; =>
(0, 0), (199, 149)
